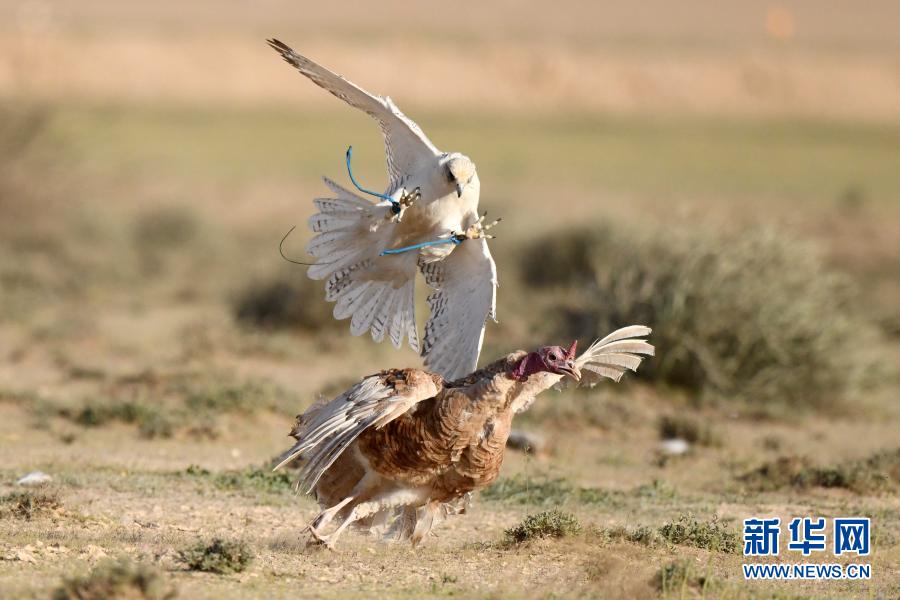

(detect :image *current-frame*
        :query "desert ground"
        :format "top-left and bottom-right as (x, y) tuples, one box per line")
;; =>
(0, 1), (898, 598)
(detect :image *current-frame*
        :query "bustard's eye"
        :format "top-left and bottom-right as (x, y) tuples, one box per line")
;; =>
(548, 353), (558, 361)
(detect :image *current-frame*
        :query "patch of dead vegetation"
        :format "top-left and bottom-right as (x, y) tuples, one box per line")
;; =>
(1, 489), (61, 520)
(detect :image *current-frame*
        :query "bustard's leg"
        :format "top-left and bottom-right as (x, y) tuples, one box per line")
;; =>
(313, 488), (429, 550)
(314, 499), (380, 550)
(306, 496), (354, 543)
(410, 501), (440, 547)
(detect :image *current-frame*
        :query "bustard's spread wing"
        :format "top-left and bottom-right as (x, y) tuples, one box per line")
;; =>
(267, 39), (440, 192)
(274, 369), (441, 492)
(420, 237), (498, 380)
(574, 325), (654, 386)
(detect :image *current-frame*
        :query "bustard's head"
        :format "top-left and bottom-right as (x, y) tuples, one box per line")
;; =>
(443, 153), (477, 198)
(511, 340), (580, 382)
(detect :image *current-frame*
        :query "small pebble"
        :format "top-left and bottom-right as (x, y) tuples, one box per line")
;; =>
(16, 471), (52, 486)
(658, 438), (690, 456)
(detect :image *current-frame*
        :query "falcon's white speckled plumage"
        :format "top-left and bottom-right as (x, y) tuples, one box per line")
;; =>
(268, 39), (497, 380)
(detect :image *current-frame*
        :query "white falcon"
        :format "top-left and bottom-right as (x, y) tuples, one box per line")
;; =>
(268, 39), (499, 380)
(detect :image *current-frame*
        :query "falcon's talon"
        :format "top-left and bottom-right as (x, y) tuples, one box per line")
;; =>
(461, 215), (503, 240)
(387, 187), (420, 223)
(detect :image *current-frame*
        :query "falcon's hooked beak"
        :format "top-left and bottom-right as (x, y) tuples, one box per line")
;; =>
(455, 182), (465, 198)
(558, 360), (581, 381)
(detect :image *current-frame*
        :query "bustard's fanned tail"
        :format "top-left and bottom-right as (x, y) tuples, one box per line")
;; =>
(575, 325), (654, 386)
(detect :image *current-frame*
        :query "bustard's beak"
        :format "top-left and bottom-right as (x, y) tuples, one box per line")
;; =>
(455, 182), (465, 198)
(558, 360), (581, 381)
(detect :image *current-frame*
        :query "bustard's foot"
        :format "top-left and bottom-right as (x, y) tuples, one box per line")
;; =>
(456, 212), (502, 241)
(303, 496), (355, 550)
(306, 525), (340, 551)
(388, 187), (420, 223)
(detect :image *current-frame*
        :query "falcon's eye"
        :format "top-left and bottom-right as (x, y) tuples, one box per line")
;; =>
(446, 169), (455, 183)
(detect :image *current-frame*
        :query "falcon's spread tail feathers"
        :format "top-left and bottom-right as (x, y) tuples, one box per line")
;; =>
(305, 178), (420, 351)
(574, 325), (654, 386)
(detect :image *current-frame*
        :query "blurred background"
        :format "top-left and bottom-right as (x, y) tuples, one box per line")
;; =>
(0, 1), (898, 597)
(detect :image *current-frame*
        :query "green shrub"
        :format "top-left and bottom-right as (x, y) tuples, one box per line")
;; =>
(658, 514), (738, 553)
(504, 509), (582, 545)
(53, 558), (175, 600)
(182, 538), (253, 574)
(520, 226), (875, 407)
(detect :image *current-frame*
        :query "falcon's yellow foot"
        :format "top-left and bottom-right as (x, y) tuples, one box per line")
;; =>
(460, 212), (502, 241)
(388, 187), (420, 223)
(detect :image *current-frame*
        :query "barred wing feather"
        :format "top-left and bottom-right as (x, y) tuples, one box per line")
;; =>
(274, 371), (441, 492)
(267, 39), (440, 192)
(420, 238), (498, 380)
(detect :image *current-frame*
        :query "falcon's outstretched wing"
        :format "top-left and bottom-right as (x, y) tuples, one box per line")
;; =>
(420, 237), (498, 380)
(574, 325), (654, 386)
(274, 369), (442, 492)
(267, 39), (440, 192)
